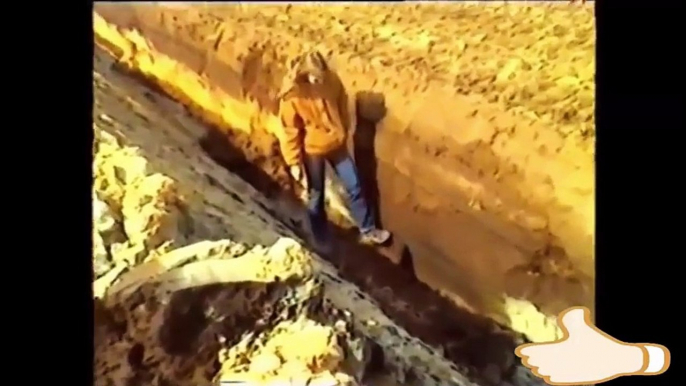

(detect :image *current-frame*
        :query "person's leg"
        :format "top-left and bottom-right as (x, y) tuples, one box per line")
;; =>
(302, 153), (330, 249)
(328, 149), (391, 245)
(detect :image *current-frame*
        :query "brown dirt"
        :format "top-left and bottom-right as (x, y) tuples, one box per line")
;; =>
(99, 63), (522, 385)
(92, 52), (520, 386)
(93, 1), (594, 347)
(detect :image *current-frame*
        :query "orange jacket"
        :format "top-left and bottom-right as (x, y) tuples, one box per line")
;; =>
(277, 71), (351, 166)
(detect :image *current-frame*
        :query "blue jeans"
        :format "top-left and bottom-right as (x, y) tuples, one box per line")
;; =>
(303, 149), (375, 243)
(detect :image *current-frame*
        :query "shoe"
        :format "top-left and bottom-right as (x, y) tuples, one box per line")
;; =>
(359, 229), (391, 245)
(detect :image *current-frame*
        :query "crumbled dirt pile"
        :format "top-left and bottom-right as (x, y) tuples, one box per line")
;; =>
(93, 130), (192, 280)
(93, 51), (535, 386)
(95, 236), (363, 386)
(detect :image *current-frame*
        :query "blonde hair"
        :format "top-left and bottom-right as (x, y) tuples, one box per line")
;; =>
(279, 49), (330, 98)
(297, 49), (329, 74)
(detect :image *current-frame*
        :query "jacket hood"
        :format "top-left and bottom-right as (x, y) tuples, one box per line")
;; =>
(297, 50), (328, 82)
(279, 50), (329, 98)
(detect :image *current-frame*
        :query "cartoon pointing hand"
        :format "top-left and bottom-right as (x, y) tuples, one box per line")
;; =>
(515, 307), (670, 385)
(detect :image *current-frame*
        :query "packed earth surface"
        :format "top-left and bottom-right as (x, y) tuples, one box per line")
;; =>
(92, 3), (594, 386)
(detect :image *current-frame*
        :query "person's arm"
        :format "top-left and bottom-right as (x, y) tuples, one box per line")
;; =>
(278, 98), (304, 166)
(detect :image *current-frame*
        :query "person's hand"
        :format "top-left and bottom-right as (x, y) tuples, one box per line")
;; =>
(289, 165), (307, 190)
(289, 165), (302, 181)
(516, 307), (670, 385)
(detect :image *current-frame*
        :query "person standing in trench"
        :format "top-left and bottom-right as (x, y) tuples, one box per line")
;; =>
(276, 50), (391, 253)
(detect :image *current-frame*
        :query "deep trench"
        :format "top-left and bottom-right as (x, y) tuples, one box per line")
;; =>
(194, 108), (530, 384)
(106, 57), (590, 385)
(93, 2), (592, 332)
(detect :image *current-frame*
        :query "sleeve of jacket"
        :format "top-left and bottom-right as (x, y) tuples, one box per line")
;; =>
(278, 97), (304, 166)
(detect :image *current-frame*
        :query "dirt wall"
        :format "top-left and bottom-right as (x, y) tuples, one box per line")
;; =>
(93, 3), (594, 316)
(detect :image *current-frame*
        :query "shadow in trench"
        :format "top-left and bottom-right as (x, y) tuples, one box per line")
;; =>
(99, 278), (352, 386)
(351, 91), (419, 282)
(351, 90), (384, 230)
(399, 245), (417, 280)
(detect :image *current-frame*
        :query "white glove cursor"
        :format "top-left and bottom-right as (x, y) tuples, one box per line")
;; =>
(515, 307), (670, 385)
